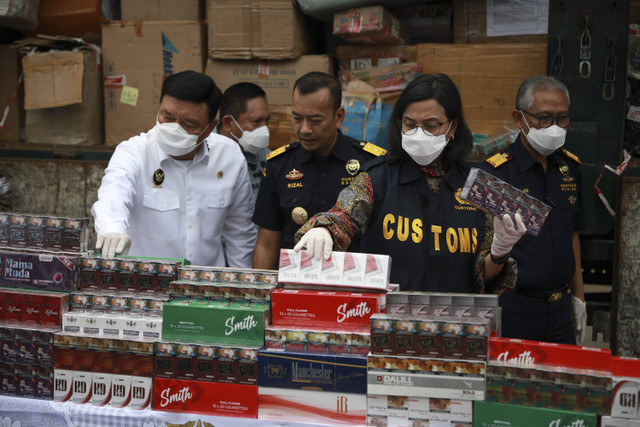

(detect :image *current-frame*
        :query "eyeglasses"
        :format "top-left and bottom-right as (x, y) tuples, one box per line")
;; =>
(521, 110), (571, 129)
(399, 119), (450, 136)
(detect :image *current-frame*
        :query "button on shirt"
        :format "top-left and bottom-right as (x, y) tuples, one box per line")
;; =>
(483, 137), (585, 291)
(253, 131), (379, 249)
(91, 129), (257, 267)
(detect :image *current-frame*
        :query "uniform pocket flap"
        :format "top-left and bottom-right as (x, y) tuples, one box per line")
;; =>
(142, 192), (180, 212)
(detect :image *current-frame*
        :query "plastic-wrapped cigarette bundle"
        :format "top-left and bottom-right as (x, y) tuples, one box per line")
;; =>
(460, 168), (551, 236)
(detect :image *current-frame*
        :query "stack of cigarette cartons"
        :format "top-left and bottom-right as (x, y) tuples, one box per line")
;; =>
(484, 337), (612, 419)
(154, 265), (276, 418)
(607, 356), (640, 424)
(366, 292), (499, 426)
(53, 334), (154, 408)
(257, 249), (390, 425)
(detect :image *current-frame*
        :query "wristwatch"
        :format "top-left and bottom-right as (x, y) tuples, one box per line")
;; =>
(490, 252), (510, 265)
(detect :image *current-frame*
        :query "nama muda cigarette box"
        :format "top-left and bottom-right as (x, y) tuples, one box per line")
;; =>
(153, 377), (257, 417)
(162, 299), (269, 346)
(258, 386), (366, 425)
(258, 350), (367, 394)
(271, 289), (385, 330)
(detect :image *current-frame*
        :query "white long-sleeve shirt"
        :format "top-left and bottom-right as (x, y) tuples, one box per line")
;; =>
(91, 128), (257, 267)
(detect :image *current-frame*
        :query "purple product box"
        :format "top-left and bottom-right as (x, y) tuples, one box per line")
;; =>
(0, 251), (79, 292)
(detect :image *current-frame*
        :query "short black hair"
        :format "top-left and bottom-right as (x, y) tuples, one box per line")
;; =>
(387, 73), (473, 166)
(293, 72), (341, 112)
(160, 70), (222, 121)
(219, 82), (267, 120)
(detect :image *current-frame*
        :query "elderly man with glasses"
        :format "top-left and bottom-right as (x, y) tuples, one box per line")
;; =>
(482, 75), (587, 345)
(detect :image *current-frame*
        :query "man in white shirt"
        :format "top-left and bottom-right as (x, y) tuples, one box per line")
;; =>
(91, 70), (256, 267)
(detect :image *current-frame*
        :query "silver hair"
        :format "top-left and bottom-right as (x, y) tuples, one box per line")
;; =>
(515, 76), (570, 110)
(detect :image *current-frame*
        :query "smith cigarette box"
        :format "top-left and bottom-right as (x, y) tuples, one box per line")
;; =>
(473, 401), (597, 427)
(153, 377), (257, 417)
(258, 350), (367, 394)
(162, 299), (269, 347)
(271, 289), (385, 330)
(258, 386), (366, 425)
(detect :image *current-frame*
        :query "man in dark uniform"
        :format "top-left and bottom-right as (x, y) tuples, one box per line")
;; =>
(484, 75), (586, 345)
(252, 72), (384, 269)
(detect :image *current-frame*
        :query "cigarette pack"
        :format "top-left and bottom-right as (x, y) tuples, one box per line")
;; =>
(366, 394), (473, 427)
(271, 289), (385, 330)
(258, 350), (367, 394)
(258, 386), (366, 425)
(278, 249), (391, 291)
(460, 168), (551, 236)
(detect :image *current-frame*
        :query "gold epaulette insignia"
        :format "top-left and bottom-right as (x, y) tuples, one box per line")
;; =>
(560, 148), (581, 164)
(360, 141), (387, 157)
(266, 144), (289, 161)
(485, 152), (512, 168)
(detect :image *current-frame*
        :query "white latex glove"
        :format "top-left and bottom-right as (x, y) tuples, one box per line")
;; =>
(293, 227), (333, 262)
(491, 213), (527, 257)
(572, 295), (587, 344)
(96, 232), (131, 258)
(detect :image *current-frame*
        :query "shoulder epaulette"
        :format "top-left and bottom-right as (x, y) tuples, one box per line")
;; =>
(560, 148), (581, 164)
(359, 141), (387, 157)
(485, 152), (512, 168)
(266, 143), (294, 161)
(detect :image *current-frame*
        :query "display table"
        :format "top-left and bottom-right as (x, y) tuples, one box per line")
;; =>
(0, 395), (324, 427)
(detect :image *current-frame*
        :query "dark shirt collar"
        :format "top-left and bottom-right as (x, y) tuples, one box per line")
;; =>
(399, 157), (467, 191)
(513, 135), (565, 172)
(299, 130), (350, 163)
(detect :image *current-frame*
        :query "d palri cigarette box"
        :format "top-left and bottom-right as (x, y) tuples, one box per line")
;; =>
(271, 289), (385, 330)
(278, 249), (390, 291)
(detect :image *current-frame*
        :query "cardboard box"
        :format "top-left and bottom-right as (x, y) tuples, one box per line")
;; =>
(473, 401), (597, 427)
(207, 0), (309, 59)
(339, 62), (422, 94)
(102, 21), (206, 146)
(333, 5), (408, 45)
(336, 45), (417, 71)
(416, 43), (547, 137)
(268, 105), (296, 149)
(18, 38), (103, 145)
(453, 0), (548, 44)
(270, 289), (385, 330)
(205, 55), (333, 106)
(34, 0), (105, 39)
(258, 386), (366, 425)
(153, 377), (258, 417)
(258, 350), (367, 394)
(0, 45), (24, 142)
(121, 0), (202, 21)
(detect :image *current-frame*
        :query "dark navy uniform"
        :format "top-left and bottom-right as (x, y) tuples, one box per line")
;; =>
(483, 136), (585, 344)
(253, 131), (383, 250)
(361, 157), (490, 292)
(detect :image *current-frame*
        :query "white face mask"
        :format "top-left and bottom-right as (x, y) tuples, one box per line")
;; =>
(520, 111), (567, 156)
(154, 118), (209, 157)
(401, 122), (452, 166)
(230, 116), (270, 155)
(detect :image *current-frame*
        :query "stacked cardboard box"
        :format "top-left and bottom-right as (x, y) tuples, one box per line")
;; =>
(417, 43), (547, 138)
(101, 21), (206, 146)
